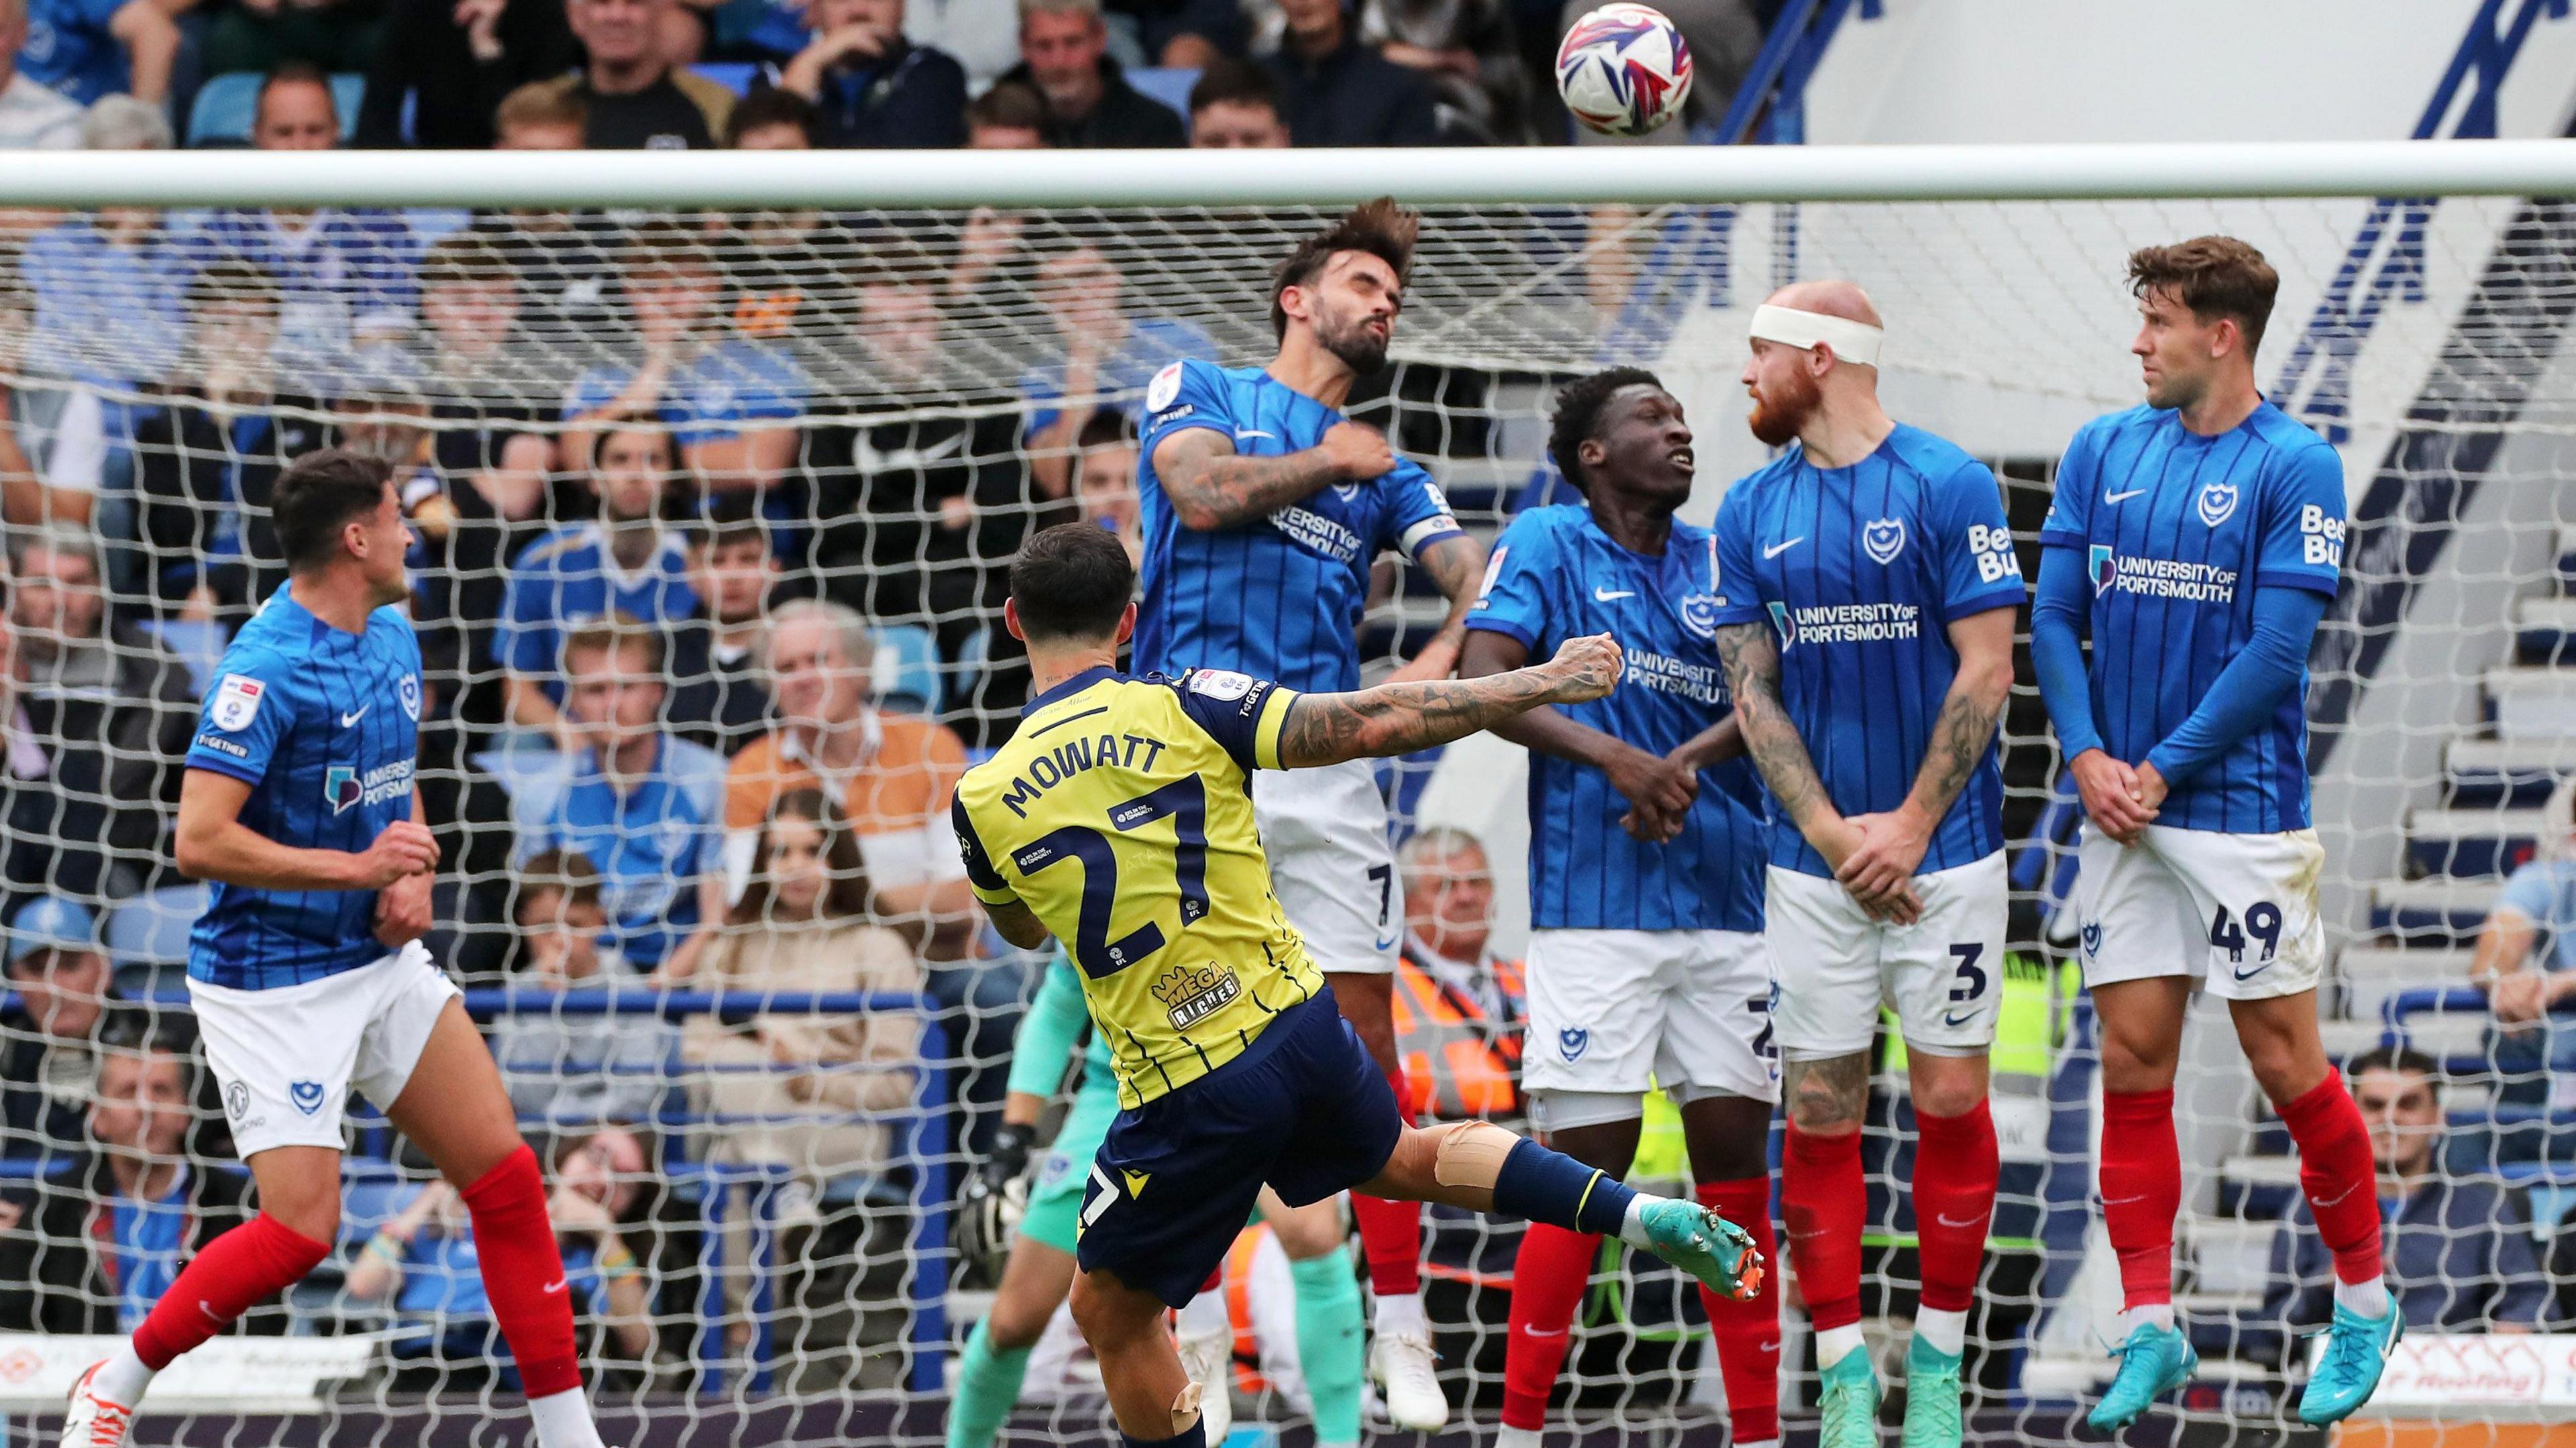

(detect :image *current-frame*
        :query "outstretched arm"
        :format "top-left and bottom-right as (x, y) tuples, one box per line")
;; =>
(1836, 607), (2017, 902)
(1153, 421), (1393, 531)
(1457, 627), (1695, 842)
(1275, 634), (1623, 769)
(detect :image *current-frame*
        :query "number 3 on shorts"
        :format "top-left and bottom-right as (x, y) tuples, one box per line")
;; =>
(2208, 903), (2283, 963)
(1947, 943), (1988, 1003)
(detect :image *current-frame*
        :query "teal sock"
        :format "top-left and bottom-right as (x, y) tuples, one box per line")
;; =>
(948, 1319), (1035, 1448)
(1288, 1252), (1365, 1447)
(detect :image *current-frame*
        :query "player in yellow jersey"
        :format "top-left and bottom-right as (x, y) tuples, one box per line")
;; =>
(952, 524), (1766, 1448)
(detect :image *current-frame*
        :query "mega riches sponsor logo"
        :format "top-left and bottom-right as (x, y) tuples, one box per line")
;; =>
(1152, 960), (1241, 1032)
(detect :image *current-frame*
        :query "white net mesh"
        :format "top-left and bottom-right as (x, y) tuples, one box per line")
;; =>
(0, 184), (2571, 1442)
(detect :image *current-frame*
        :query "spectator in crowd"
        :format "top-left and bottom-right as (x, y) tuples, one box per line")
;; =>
(490, 849), (669, 1133)
(961, 78), (1046, 148)
(1393, 826), (1525, 1119)
(665, 515), (777, 756)
(0, 895), (119, 1157)
(724, 82), (814, 147)
(723, 600), (975, 962)
(495, 425), (698, 739)
(480, 85), (627, 345)
(1360, 0), (1523, 142)
(10, 0), (176, 107)
(1017, 242), (1214, 498)
(202, 0), (388, 80)
(135, 262), (332, 620)
(532, 0), (735, 147)
(344, 1126), (658, 1371)
(1262, 0), (1440, 146)
(174, 66), (426, 373)
(1104, 0), (1238, 66)
(683, 789), (921, 1232)
(808, 274), (1035, 661)
(13, 188), (180, 539)
(774, 0), (967, 147)
(513, 617), (729, 981)
(2475, 778), (2576, 1113)
(77, 89), (164, 146)
(2196, 1046), (2546, 1362)
(998, 0), (1183, 148)
(1070, 407), (1140, 563)
(1187, 57), (1289, 146)
(0, 0), (87, 146)
(902, 0), (1014, 91)
(358, 0), (583, 147)
(0, 1015), (268, 1335)
(4, 528), (196, 899)
(494, 72), (588, 148)
(562, 220), (808, 506)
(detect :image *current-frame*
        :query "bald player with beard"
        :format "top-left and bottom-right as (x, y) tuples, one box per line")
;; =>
(1706, 281), (2021, 1448)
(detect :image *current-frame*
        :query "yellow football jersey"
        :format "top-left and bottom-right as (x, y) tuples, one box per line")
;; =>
(953, 665), (1326, 1108)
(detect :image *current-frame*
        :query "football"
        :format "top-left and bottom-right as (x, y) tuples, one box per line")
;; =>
(1556, 3), (1695, 137)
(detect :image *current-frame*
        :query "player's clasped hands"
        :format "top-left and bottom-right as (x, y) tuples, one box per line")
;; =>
(1318, 420), (1396, 481)
(1543, 632), (1623, 702)
(354, 820), (441, 889)
(2068, 747), (2159, 846)
(1609, 744), (1697, 844)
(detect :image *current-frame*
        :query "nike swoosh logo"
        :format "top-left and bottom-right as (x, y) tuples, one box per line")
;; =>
(1594, 588), (1636, 602)
(2310, 1185), (2357, 1210)
(1763, 537), (1806, 559)
(1520, 1326), (1568, 1339)
(339, 706), (370, 727)
(2101, 1193), (2149, 1206)
(1935, 1212), (1989, 1229)
(1942, 1009), (1981, 1027)
(853, 433), (969, 473)
(1787, 1228), (1829, 1241)
(542, 1278), (569, 1295)
(2233, 961), (2273, 981)
(1234, 429), (1277, 442)
(2103, 489), (2149, 504)
(199, 1300), (223, 1325)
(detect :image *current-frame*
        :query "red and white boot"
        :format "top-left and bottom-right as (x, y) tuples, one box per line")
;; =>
(60, 1361), (139, 1448)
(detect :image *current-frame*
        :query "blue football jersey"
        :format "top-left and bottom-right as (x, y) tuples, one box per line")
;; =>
(511, 736), (729, 969)
(2038, 401), (2345, 832)
(1711, 425), (2024, 878)
(492, 523), (701, 692)
(1134, 359), (1466, 694)
(1466, 505), (1765, 932)
(182, 591), (426, 989)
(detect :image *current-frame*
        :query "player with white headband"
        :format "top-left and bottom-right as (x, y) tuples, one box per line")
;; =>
(1707, 280), (2021, 1448)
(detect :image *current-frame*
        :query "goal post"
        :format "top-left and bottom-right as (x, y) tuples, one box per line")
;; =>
(2, 140), (2573, 1439)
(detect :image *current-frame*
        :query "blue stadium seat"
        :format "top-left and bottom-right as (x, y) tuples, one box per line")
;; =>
(688, 62), (763, 96)
(469, 746), (568, 805)
(873, 625), (941, 714)
(141, 617), (227, 696)
(189, 71), (367, 147)
(107, 883), (209, 969)
(1125, 66), (1199, 127)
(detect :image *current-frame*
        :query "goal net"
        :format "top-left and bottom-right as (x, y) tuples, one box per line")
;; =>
(1, 148), (2571, 1443)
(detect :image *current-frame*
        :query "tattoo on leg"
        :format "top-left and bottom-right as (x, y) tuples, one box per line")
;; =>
(1783, 1054), (1869, 1133)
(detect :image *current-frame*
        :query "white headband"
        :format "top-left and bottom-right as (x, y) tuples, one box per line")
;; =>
(1748, 304), (1884, 367)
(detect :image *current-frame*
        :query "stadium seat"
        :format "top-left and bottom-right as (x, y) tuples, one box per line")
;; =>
(188, 71), (367, 147)
(107, 883), (209, 969)
(873, 625), (941, 714)
(688, 62), (763, 96)
(142, 617), (229, 696)
(1125, 66), (1199, 127)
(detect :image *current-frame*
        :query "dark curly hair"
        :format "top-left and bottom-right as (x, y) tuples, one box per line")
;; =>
(1270, 197), (1417, 340)
(1546, 366), (1665, 495)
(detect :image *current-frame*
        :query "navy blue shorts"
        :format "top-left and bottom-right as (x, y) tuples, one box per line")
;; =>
(1076, 987), (1404, 1306)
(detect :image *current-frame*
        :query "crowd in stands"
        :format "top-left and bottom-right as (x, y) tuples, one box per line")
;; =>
(0, 0), (1779, 152)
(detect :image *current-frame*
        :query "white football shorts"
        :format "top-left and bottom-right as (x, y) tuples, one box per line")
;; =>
(2075, 824), (2326, 1001)
(1251, 759), (1400, 976)
(1767, 851), (2008, 1059)
(1522, 928), (1780, 1131)
(190, 940), (463, 1156)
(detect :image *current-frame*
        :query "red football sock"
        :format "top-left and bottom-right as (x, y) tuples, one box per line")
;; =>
(1910, 1101), (1998, 1315)
(2277, 1076), (2384, 1286)
(1780, 1124), (1864, 1333)
(131, 1212), (331, 1370)
(460, 1145), (585, 1398)
(2098, 1089), (2182, 1308)
(1352, 1068), (1424, 1298)
(1696, 1178), (1780, 1445)
(1501, 1223), (1596, 1430)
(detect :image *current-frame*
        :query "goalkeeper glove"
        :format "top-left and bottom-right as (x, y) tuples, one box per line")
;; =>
(958, 1121), (1036, 1277)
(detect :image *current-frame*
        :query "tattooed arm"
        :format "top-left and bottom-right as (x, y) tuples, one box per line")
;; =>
(1383, 533), (1487, 684)
(1715, 620), (1917, 923)
(1458, 626), (1695, 842)
(1277, 634), (1623, 768)
(1154, 422), (1395, 531)
(1834, 607), (2017, 903)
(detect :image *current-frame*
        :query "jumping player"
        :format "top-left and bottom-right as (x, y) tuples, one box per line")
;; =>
(60, 450), (610, 1448)
(2030, 237), (2387, 1429)
(1458, 368), (1781, 1448)
(1133, 197), (1487, 1425)
(952, 524), (1761, 1448)
(1709, 282), (2019, 1448)
(947, 948), (1365, 1448)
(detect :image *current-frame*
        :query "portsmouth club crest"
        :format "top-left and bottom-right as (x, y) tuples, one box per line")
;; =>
(2080, 920), (2103, 960)
(1678, 592), (1719, 639)
(1862, 516), (1908, 565)
(398, 673), (422, 722)
(2196, 480), (2241, 528)
(2089, 544), (2117, 596)
(1557, 1027), (1590, 1062)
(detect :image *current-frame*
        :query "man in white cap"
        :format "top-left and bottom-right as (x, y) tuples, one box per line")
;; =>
(1705, 280), (2021, 1448)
